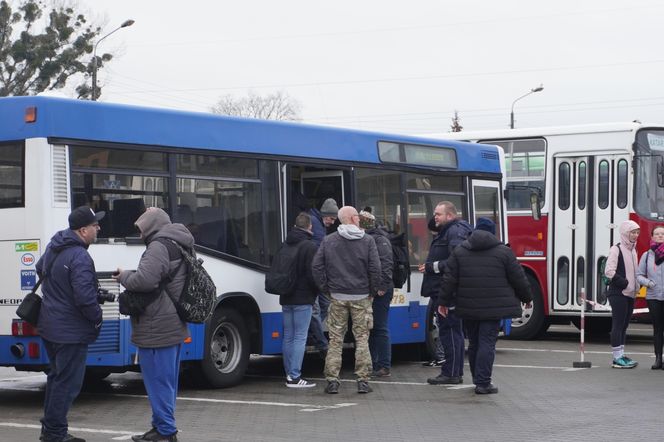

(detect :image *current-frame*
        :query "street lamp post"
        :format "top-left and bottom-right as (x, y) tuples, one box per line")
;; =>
(91, 19), (135, 101)
(510, 84), (544, 129)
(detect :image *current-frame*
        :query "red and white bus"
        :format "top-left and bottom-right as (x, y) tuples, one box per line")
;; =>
(432, 122), (662, 338)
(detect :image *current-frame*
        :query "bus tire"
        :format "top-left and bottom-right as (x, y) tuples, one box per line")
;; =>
(197, 307), (250, 388)
(507, 274), (549, 340)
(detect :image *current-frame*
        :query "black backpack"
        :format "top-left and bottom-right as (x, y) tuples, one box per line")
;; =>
(155, 238), (216, 324)
(265, 241), (303, 295)
(389, 232), (410, 288)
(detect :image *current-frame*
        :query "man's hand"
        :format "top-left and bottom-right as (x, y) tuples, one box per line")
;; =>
(418, 263), (426, 273)
(438, 305), (448, 317)
(111, 268), (122, 281)
(524, 302), (533, 309)
(377, 290), (386, 297)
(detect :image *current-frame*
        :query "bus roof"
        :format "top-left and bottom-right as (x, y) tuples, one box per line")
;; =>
(1, 96), (501, 174)
(424, 121), (664, 142)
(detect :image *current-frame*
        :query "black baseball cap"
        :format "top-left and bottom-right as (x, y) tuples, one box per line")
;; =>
(69, 206), (105, 230)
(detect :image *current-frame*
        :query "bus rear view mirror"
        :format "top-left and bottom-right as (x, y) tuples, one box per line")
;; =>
(530, 192), (541, 221)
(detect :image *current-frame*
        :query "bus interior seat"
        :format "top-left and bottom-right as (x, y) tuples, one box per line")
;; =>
(174, 204), (193, 226)
(194, 206), (240, 256)
(112, 198), (146, 237)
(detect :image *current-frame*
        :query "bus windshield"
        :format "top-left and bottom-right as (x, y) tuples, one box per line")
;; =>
(634, 130), (664, 220)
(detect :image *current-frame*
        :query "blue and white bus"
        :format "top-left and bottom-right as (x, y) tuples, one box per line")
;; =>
(0, 96), (506, 387)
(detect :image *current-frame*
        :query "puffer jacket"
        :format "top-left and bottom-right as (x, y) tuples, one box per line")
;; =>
(637, 250), (664, 301)
(420, 218), (473, 298)
(117, 209), (193, 348)
(439, 230), (532, 320)
(36, 229), (102, 344)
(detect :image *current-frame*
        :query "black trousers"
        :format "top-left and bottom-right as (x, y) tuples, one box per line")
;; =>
(608, 295), (634, 348)
(647, 299), (664, 355)
(464, 319), (500, 387)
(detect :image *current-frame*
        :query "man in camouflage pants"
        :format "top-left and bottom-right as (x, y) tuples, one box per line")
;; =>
(313, 206), (382, 394)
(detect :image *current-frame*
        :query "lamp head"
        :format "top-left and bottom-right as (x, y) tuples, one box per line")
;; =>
(121, 19), (135, 28)
(531, 84), (544, 93)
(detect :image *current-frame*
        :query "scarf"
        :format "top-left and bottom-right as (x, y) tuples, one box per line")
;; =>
(650, 241), (664, 265)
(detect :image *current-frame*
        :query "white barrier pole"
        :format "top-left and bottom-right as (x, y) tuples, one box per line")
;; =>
(573, 287), (592, 368)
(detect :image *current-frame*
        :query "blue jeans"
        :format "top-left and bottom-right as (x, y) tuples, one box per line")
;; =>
(465, 319), (500, 387)
(308, 295), (328, 351)
(139, 344), (182, 437)
(282, 304), (313, 379)
(369, 289), (393, 370)
(438, 309), (464, 378)
(41, 340), (88, 442)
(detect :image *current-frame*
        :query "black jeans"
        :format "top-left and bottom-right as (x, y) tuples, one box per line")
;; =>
(41, 339), (88, 441)
(464, 319), (500, 387)
(647, 299), (664, 355)
(608, 295), (634, 348)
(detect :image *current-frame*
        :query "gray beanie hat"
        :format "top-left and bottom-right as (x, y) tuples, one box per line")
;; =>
(320, 198), (339, 217)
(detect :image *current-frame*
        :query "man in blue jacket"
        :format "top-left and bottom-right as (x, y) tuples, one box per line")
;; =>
(418, 201), (472, 385)
(37, 206), (104, 442)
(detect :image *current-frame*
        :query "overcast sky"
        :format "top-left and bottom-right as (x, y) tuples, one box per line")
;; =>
(78, 0), (664, 134)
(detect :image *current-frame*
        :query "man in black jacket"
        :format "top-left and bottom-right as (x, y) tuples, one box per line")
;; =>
(419, 202), (472, 385)
(439, 218), (532, 394)
(313, 206), (381, 394)
(279, 212), (319, 388)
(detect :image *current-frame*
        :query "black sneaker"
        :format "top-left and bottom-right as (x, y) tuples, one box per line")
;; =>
(357, 380), (373, 393)
(325, 380), (340, 394)
(427, 375), (463, 385)
(285, 376), (316, 388)
(475, 384), (499, 394)
(132, 428), (158, 441)
(422, 359), (445, 367)
(131, 429), (178, 441)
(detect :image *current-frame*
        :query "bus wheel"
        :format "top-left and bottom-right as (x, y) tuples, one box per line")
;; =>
(507, 274), (549, 340)
(197, 307), (250, 388)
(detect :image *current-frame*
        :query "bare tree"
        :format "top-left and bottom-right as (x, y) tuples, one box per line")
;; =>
(450, 110), (463, 132)
(211, 91), (301, 121)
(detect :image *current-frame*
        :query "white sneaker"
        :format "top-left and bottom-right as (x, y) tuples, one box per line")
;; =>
(285, 377), (316, 388)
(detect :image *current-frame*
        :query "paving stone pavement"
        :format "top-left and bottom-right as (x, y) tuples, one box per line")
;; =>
(0, 323), (658, 441)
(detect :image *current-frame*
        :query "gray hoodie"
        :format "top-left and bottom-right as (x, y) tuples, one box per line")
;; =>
(118, 208), (193, 347)
(312, 224), (381, 296)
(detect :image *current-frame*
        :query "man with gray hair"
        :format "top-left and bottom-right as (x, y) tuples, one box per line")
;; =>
(313, 206), (382, 394)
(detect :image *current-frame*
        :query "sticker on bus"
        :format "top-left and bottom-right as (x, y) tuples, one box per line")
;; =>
(20, 253), (36, 266)
(15, 242), (38, 252)
(20, 270), (37, 290)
